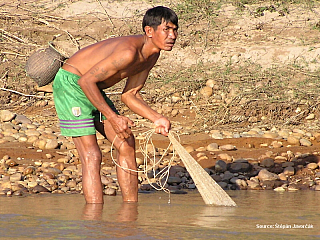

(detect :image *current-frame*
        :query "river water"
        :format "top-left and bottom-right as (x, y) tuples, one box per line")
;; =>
(0, 190), (319, 239)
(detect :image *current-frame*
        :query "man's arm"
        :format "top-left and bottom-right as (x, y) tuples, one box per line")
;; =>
(121, 70), (171, 136)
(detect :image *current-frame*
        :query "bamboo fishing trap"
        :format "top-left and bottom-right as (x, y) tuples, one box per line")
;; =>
(25, 42), (67, 87)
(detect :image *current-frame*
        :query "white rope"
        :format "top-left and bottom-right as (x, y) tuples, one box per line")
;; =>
(110, 129), (180, 195)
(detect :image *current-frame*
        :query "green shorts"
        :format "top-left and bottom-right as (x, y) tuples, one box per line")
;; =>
(52, 68), (119, 137)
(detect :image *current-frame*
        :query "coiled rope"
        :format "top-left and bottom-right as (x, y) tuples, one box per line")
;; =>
(110, 129), (181, 196)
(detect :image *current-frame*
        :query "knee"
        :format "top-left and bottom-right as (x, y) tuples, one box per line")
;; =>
(117, 135), (135, 153)
(81, 149), (102, 166)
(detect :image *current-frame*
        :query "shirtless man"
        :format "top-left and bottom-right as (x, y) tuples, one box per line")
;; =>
(52, 6), (178, 204)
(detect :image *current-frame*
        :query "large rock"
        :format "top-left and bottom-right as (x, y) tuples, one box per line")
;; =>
(0, 110), (16, 122)
(258, 169), (279, 181)
(260, 158), (275, 168)
(215, 160), (227, 173)
(283, 166), (295, 176)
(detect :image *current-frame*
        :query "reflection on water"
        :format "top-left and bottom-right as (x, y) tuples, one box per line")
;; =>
(0, 191), (319, 239)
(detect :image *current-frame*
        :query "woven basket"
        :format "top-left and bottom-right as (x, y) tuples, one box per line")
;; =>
(25, 43), (67, 87)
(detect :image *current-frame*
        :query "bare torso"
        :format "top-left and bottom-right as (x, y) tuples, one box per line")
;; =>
(62, 35), (159, 89)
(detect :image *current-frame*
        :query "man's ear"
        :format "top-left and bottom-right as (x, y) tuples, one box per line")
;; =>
(144, 26), (154, 38)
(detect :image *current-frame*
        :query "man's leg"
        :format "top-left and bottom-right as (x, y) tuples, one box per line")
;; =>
(95, 120), (138, 202)
(73, 134), (104, 204)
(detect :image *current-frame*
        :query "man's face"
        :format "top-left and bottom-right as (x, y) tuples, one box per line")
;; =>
(152, 20), (178, 51)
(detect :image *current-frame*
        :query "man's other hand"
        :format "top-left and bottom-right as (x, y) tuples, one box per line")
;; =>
(154, 117), (171, 136)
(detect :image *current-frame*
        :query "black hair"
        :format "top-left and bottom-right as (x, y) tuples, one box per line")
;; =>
(142, 6), (178, 32)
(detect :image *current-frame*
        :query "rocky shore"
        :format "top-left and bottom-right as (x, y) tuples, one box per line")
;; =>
(1, 109), (320, 198)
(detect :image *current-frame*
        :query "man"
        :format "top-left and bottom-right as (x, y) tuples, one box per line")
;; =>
(53, 6), (178, 204)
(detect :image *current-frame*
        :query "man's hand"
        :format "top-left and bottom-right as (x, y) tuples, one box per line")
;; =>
(108, 115), (135, 139)
(154, 117), (171, 136)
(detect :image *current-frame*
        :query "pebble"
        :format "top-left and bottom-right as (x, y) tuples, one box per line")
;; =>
(206, 143), (219, 151)
(307, 163), (318, 170)
(287, 136), (300, 145)
(219, 144), (237, 151)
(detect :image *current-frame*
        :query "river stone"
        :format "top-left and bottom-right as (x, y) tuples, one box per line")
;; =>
(261, 180), (275, 190)
(44, 139), (59, 149)
(258, 169), (279, 181)
(282, 162), (294, 168)
(184, 146), (194, 153)
(44, 167), (62, 176)
(200, 86), (213, 97)
(262, 132), (279, 139)
(43, 172), (55, 180)
(167, 176), (182, 184)
(3, 136), (15, 142)
(307, 163), (318, 170)
(187, 183), (196, 189)
(210, 131), (224, 139)
(1, 181), (12, 190)
(9, 173), (22, 182)
(211, 174), (222, 182)
(215, 160), (227, 173)
(245, 179), (259, 189)
(287, 136), (300, 145)
(23, 166), (36, 175)
(196, 152), (206, 158)
(15, 114), (32, 124)
(274, 186), (286, 192)
(300, 138), (312, 147)
(26, 135), (38, 144)
(25, 129), (41, 136)
(104, 187), (117, 196)
(2, 123), (14, 130)
(271, 141), (283, 148)
(229, 162), (242, 173)
(101, 176), (114, 185)
(235, 179), (247, 189)
(207, 143), (219, 151)
(28, 181), (38, 188)
(283, 166), (295, 176)
(218, 153), (232, 161)
(219, 144), (236, 151)
(278, 130), (290, 139)
(66, 180), (77, 189)
(260, 158), (275, 168)
(32, 184), (50, 193)
(230, 177), (239, 184)
(0, 110), (16, 122)
(221, 171), (234, 182)
(218, 181), (228, 189)
(314, 185), (320, 191)
(198, 156), (208, 161)
(6, 159), (18, 167)
(34, 139), (47, 149)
